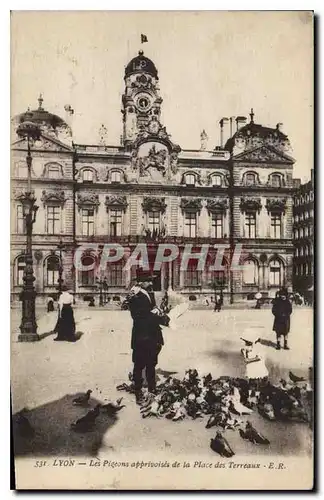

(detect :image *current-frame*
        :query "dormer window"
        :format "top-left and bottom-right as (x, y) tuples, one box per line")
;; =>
(211, 174), (222, 187)
(48, 164), (60, 179)
(246, 173), (256, 186)
(82, 169), (94, 183)
(185, 174), (196, 186)
(271, 174), (281, 188)
(111, 170), (121, 184)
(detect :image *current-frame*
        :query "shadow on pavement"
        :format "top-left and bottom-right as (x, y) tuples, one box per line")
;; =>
(12, 393), (118, 457)
(259, 338), (278, 350)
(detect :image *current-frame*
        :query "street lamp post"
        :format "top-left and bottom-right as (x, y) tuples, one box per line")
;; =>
(96, 278), (104, 307)
(16, 116), (41, 342)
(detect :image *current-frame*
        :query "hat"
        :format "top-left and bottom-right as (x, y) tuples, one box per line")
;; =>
(135, 273), (156, 283)
(279, 287), (288, 297)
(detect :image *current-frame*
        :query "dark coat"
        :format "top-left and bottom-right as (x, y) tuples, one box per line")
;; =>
(128, 290), (164, 350)
(272, 297), (292, 335)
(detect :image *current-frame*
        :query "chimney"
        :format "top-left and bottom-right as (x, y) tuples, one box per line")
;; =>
(219, 117), (229, 148)
(236, 116), (247, 131)
(229, 116), (236, 137)
(276, 123), (283, 133)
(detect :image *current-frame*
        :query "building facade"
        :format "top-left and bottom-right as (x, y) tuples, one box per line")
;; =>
(11, 51), (296, 304)
(292, 170), (314, 300)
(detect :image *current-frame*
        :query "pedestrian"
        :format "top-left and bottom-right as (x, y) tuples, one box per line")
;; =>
(47, 296), (55, 312)
(214, 294), (222, 312)
(53, 286), (77, 342)
(240, 330), (269, 389)
(160, 291), (169, 313)
(127, 274), (164, 404)
(272, 287), (292, 350)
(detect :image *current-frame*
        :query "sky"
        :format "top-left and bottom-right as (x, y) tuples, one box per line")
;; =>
(11, 11), (313, 180)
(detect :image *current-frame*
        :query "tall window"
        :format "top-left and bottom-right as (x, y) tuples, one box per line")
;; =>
(269, 259), (283, 286)
(243, 259), (258, 285)
(185, 174), (196, 186)
(80, 256), (95, 285)
(111, 171), (121, 183)
(46, 255), (60, 286)
(16, 256), (25, 285)
(184, 212), (197, 238)
(211, 174), (222, 187)
(212, 213), (223, 238)
(148, 211), (160, 232)
(110, 209), (122, 236)
(271, 174), (281, 187)
(48, 164), (60, 179)
(109, 261), (123, 286)
(185, 264), (201, 286)
(47, 206), (61, 234)
(82, 209), (94, 236)
(82, 169), (94, 183)
(270, 213), (282, 238)
(245, 212), (256, 238)
(16, 205), (26, 234)
(245, 173), (256, 186)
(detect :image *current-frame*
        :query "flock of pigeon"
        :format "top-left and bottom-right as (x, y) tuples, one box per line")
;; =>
(117, 369), (312, 457)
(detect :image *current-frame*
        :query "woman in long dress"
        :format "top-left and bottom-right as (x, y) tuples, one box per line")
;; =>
(53, 288), (76, 342)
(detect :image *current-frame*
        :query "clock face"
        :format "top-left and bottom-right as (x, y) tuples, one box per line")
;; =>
(135, 93), (152, 112)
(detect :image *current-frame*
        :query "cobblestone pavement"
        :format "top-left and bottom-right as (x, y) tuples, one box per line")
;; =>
(11, 307), (313, 459)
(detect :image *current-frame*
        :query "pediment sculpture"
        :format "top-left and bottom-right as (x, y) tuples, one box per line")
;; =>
(265, 198), (287, 214)
(206, 198), (228, 214)
(41, 190), (67, 206)
(76, 193), (100, 211)
(142, 197), (167, 213)
(137, 145), (168, 177)
(105, 196), (128, 212)
(239, 197), (262, 213)
(180, 198), (203, 213)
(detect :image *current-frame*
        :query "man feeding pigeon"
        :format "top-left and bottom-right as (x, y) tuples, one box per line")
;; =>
(127, 273), (165, 404)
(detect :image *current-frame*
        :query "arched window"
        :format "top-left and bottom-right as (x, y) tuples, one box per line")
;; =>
(269, 259), (283, 286)
(243, 259), (258, 285)
(45, 255), (60, 286)
(111, 170), (121, 183)
(79, 255), (95, 286)
(211, 174), (222, 187)
(271, 174), (282, 188)
(185, 173), (196, 186)
(82, 169), (94, 183)
(16, 255), (26, 285)
(245, 172), (256, 186)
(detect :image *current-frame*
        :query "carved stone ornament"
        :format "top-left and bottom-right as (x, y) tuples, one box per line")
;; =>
(34, 250), (43, 262)
(41, 190), (67, 205)
(206, 198), (228, 214)
(137, 145), (168, 177)
(237, 146), (289, 164)
(76, 193), (100, 211)
(142, 197), (167, 213)
(105, 196), (128, 212)
(180, 198), (202, 213)
(181, 171), (204, 186)
(239, 197), (262, 213)
(265, 198), (287, 214)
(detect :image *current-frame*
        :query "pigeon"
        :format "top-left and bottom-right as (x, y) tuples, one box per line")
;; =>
(101, 398), (125, 416)
(206, 412), (226, 429)
(289, 371), (306, 384)
(229, 398), (254, 416)
(15, 411), (35, 439)
(141, 400), (161, 418)
(203, 373), (213, 386)
(71, 404), (101, 432)
(72, 390), (92, 406)
(239, 421), (270, 445)
(210, 432), (235, 458)
(258, 402), (276, 421)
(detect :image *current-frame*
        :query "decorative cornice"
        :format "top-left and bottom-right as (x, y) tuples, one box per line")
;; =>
(239, 197), (262, 213)
(105, 195), (128, 212)
(265, 197), (287, 214)
(206, 198), (228, 214)
(41, 190), (66, 205)
(180, 198), (203, 213)
(142, 197), (167, 213)
(76, 193), (100, 211)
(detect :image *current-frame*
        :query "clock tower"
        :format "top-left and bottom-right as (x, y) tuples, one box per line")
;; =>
(122, 51), (163, 146)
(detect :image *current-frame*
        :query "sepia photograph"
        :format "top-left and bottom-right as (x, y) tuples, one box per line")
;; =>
(10, 10), (314, 490)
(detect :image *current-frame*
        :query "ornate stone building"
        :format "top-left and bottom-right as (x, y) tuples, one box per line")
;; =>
(11, 51), (295, 304)
(292, 170), (314, 300)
